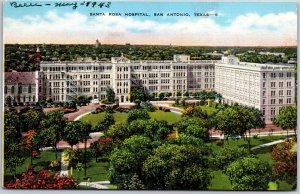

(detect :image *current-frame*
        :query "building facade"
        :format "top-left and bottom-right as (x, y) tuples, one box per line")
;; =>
(39, 54), (216, 102)
(4, 71), (45, 105)
(215, 55), (295, 123)
(4, 54), (295, 123)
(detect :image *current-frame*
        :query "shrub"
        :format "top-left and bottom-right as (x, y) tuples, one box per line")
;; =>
(103, 106), (114, 113)
(215, 139), (224, 146)
(162, 107), (170, 112)
(127, 109), (150, 123)
(63, 108), (76, 114)
(141, 101), (156, 112)
(95, 107), (103, 113)
(4, 165), (76, 189)
(180, 98), (186, 106)
(116, 107), (129, 113)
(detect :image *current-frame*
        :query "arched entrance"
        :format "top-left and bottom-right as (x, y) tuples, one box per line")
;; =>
(5, 96), (12, 106)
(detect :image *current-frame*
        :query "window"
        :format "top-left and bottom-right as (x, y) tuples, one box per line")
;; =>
(287, 90), (292, 96)
(279, 99), (283, 104)
(287, 81), (291, 87)
(271, 82), (276, 87)
(287, 98), (292, 104)
(279, 90), (283, 96)
(5, 86), (7, 94)
(263, 73), (266, 78)
(279, 82), (283, 87)
(28, 86), (32, 93)
(11, 86), (15, 93)
(262, 99), (265, 104)
(287, 72), (292, 77)
(262, 82), (266, 88)
(262, 108), (265, 116)
(18, 86), (22, 94)
(279, 73), (284, 78)
(271, 99), (276, 104)
(271, 91), (275, 96)
(271, 107), (276, 116)
(271, 73), (276, 78)
(263, 91), (266, 97)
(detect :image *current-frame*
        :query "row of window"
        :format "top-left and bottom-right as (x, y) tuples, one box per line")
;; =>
(4, 86), (33, 94)
(263, 72), (293, 79)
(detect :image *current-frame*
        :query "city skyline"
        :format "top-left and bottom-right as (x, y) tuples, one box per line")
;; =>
(3, 1), (297, 46)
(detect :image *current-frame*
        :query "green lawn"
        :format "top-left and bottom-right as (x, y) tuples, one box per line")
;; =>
(72, 159), (109, 182)
(81, 110), (181, 127)
(81, 112), (128, 126)
(209, 170), (231, 190)
(148, 110), (181, 124)
(4, 150), (62, 182)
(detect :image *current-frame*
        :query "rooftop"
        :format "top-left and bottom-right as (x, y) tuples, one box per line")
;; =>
(5, 71), (36, 85)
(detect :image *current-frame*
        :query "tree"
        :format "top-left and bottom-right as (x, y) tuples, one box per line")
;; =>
(158, 92), (165, 100)
(108, 135), (155, 189)
(22, 130), (40, 165)
(225, 157), (272, 190)
(22, 109), (44, 131)
(273, 106), (297, 138)
(107, 119), (172, 141)
(63, 121), (90, 149)
(271, 139), (297, 188)
(176, 117), (211, 142)
(182, 105), (209, 119)
(215, 93), (223, 103)
(93, 112), (115, 132)
(183, 90), (189, 97)
(211, 146), (251, 170)
(127, 108), (150, 123)
(214, 105), (265, 149)
(90, 136), (114, 161)
(105, 86), (115, 103)
(4, 110), (25, 176)
(130, 87), (146, 104)
(40, 110), (66, 159)
(102, 112), (115, 127)
(142, 144), (212, 190)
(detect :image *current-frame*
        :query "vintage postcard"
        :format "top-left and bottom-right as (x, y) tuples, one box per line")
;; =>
(2, 0), (297, 191)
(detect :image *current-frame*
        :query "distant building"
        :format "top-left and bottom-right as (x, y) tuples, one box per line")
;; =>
(215, 55), (295, 124)
(32, 47), (43, 67)
(95, 39), (101, 48)
(4, 71), (45, 105)
(259, 52), (285, 57)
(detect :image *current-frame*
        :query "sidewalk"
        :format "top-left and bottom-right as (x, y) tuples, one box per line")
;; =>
(78, 181), (110, 189)
(251, 137), (294, 150)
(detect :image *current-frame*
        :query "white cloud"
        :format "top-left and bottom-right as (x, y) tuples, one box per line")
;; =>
(3, 11), (297, 46)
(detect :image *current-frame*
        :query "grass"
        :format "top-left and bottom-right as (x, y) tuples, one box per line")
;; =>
(209, 170), (231, 190)
(81, 112), (128, 126)
(72, 159), (109, 182)
(148, 110), (181, 124)
(81, 110), (181, 127)
(4, 150), (62, 182)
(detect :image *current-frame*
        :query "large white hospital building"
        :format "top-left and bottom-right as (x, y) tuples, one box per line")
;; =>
(4, 54), (295, 123)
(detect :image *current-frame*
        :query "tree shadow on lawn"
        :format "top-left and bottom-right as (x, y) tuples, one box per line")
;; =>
(252, 146), (274, 155)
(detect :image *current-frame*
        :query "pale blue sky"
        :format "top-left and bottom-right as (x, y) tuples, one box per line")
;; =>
(3, 1), (298, 46)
